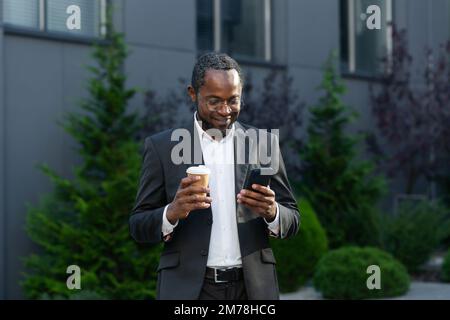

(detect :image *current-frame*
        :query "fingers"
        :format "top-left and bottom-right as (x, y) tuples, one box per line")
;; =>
(237, 194), (269, 210)
(180, 175), (199, 188)
(237, 186), (275, 217)
(179, 186), (210, 197)
(174, 195), (211, 213)
(250, 184), (275, 197)
(182, 194), (212, 204)
(185, 202), (211, 211)
(237, 194), (276, 218)
(179, 177), (210, 193)
(238, 188), (273, 204)
(180, 175), (206, 188)
(177, 183), (212, 209)
(170, 177), (213, 220)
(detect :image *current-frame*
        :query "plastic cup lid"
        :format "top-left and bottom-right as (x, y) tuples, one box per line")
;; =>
(186, 165), (210, 175)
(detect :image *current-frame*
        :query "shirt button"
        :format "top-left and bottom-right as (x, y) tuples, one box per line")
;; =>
(200, 250), (208, 256)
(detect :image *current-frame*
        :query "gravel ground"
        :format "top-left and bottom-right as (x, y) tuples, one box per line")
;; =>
(280, 281), (450, 300)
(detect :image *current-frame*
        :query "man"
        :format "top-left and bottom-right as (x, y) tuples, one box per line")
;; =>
(130, 52), (300, 300)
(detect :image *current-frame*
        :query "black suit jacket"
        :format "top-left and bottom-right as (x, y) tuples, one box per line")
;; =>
(130, 120), (300, 299)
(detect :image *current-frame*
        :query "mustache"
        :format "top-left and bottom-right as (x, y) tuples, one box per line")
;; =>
(195, 104), (239, 131)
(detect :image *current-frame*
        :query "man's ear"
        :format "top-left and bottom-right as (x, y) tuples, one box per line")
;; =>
(187, 86), (197, 103)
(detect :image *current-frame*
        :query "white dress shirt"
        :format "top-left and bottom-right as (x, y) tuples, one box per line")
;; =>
(162, 113), (280, 268)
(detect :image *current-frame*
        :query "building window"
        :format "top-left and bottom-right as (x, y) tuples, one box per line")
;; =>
(340, 0), (393, 76)
(3, 0), (40, 29)
(197, 0), (272, 62)
(2, 0), (107, 38)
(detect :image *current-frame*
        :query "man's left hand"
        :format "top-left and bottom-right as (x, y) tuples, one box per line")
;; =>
(237, 184), (277, 222)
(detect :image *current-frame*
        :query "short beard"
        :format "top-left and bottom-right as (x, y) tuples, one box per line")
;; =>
(195, 105), (229, 139)
(195, 106), (214, 131)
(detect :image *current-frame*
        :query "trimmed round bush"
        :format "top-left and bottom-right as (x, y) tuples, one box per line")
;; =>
(271, 198), (328, 292)
(442, 250), (450, 282)
(313, 246), (410, 299)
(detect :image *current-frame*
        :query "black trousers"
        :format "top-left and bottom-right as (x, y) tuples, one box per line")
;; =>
(198, 277), (248, 300)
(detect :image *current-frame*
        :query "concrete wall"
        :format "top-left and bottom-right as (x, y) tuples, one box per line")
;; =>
(2, 35), (96, 299)
(287, 0), (340, 111)
(124, 0), (197, 113)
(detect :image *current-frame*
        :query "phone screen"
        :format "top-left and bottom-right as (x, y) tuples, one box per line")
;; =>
(243, 168), (272, 191)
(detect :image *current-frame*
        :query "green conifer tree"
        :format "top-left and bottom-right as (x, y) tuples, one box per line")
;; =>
(23, 20), (161, 299)
(301, 53), (386, 248)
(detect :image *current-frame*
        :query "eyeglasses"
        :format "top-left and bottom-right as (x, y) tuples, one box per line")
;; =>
(198, 94), (242, 111)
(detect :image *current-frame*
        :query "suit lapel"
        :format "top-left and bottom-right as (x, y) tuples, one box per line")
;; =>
(233, 122), (252, 197)
(169, 122), (204, 199)
(189, 120), (204, 166)
(234, 122), (260, 223)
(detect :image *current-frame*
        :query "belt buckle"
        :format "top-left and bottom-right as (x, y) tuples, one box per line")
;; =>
(214, 268), (228, 283)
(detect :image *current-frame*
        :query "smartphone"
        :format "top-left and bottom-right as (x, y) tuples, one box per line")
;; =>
(243, 168), (273, 192)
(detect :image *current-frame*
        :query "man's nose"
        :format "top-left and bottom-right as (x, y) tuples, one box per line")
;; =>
(217, 104), (232, 115)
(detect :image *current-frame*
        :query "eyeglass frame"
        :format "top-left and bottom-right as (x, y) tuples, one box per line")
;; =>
(197, 93), (244, 111)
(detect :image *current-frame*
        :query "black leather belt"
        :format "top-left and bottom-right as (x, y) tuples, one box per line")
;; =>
(205, 267), (243, 283)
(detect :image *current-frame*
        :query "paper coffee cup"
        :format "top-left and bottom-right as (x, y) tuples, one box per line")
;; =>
(186, 165), (210, 197)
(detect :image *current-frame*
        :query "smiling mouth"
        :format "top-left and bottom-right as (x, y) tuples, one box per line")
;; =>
(215, 118), (231, 123)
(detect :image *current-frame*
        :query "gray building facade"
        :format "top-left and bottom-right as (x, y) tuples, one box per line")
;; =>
(1, 0), (449, 299)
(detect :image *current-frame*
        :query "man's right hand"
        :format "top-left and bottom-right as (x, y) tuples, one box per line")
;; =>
(166, 176), (212, 225)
